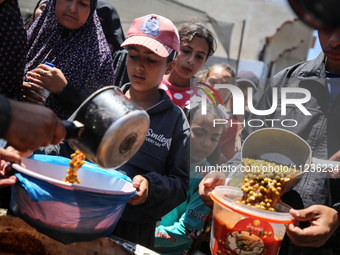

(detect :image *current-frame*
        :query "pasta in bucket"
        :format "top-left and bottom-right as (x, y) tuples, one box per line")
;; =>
(10, 154), (136, 244)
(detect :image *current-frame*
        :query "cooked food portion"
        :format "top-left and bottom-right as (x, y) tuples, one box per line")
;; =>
(63, 150), (86, 184)
(240, 158), (299, 211)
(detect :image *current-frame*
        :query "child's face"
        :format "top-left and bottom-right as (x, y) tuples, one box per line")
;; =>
(206, 66), (233, 103)
(34, 3), (46, 20)
(127, 45), (174, 92)
(190, 114), (223, 163)
(174, 36), (209, 80)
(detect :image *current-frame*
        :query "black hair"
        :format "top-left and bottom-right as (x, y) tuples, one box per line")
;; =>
(196, 62), (236, 86)
(188, 103), (225, 125)
(178, 21), (217, 59)
(207, 63), (236, 79)
(166, 50), (176, 64)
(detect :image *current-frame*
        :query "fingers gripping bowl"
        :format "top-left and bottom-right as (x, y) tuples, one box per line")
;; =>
(212, 128), (303, 253)
(212, 128), (340, 254)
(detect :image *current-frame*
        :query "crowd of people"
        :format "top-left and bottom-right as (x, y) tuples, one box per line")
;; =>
(1, 0), (340, 254)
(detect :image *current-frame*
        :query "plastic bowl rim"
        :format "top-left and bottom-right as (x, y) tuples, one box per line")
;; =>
(210, 186), (295, 224)
(12, 162), (136, 195)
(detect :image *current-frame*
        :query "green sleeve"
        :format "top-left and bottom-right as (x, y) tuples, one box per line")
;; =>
(154, 178), (211, 252)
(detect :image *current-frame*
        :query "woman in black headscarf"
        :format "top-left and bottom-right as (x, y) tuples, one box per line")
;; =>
(96, 0), (129, 87)
(26, 0), (125, 53)
(96, 0), (125, 53)
(24, 0), (128, 88)
(23, 0), (115, 120)
(24, 0), (48, 30)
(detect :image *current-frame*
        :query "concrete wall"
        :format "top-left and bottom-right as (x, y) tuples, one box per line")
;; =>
(176, 0), (312, 61)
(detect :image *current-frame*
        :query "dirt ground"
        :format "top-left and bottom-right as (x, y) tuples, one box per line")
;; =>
(0, 215), (145, 255)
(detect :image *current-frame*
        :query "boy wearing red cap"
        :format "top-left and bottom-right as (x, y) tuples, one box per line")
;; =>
(113, 14), (190, 249)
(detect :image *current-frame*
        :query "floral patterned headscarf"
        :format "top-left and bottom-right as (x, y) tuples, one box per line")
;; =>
(25, 0), (115, 119)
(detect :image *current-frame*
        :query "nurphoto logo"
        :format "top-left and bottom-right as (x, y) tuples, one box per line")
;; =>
(196, 82), (312, 128)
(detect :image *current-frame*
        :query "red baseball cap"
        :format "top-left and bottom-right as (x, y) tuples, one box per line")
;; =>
(121, 14), (180, 57)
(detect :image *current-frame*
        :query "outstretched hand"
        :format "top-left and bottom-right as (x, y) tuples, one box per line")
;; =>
(199, 171), (226, 208)
(3, 99), (66, 151)
(286, 205), (339, 247)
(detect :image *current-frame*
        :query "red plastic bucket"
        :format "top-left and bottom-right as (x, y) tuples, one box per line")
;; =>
(210, 186), (294, 255)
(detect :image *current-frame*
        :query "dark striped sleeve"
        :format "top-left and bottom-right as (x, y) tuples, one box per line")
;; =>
(0, 94), (12, 138)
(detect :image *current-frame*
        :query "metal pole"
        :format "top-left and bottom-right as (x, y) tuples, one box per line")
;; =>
(236, 20), (246, 74)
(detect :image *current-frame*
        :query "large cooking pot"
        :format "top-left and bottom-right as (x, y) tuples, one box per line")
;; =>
(63, 86), (150, 168)
(288, 0), (340, 30)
